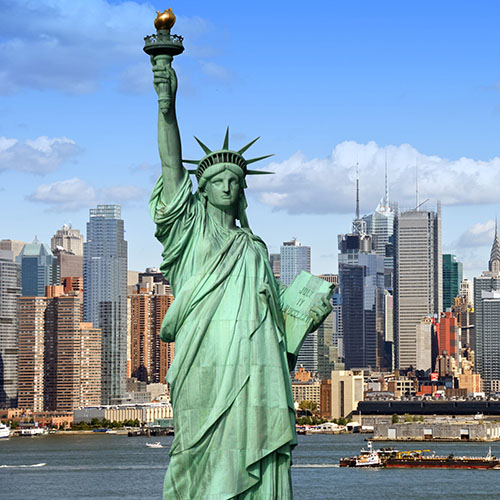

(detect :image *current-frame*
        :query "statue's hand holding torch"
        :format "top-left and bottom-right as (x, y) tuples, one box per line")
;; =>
(152, 55), (177, 115)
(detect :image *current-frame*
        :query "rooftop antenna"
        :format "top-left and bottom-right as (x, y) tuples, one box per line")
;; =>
(384, 151), (389, 208)
(415, 158), (419, 210)
(355, 162), (360, 220)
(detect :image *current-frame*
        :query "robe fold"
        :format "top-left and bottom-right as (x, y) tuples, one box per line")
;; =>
(150, 172), (296, 500)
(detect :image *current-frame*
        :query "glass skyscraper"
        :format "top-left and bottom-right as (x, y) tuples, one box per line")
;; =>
(84, 205), (127, 404)
(17, 238), (59, 297)
(0, 250), (21, 407)
(442, 254), (463, 310)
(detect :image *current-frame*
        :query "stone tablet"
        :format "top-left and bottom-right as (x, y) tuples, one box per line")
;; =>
(282, 271), (335, 357)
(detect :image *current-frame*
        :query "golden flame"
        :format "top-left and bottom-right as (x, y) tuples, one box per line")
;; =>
(154, 8), (176, 30)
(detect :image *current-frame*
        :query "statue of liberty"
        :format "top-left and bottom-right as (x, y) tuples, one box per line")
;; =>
(146, 9), (331, 499)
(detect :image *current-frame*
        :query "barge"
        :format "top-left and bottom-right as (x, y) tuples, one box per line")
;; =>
(340, 442), (500, 469)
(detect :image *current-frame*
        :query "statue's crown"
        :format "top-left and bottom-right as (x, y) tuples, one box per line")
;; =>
(183, 127), (274, 182)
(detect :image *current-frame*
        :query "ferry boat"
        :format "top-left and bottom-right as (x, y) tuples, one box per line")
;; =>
(0, 423), (10, 439)
(340, 442), (500, 469)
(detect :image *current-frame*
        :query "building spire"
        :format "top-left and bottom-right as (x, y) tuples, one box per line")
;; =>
(489, 217), (500, 274)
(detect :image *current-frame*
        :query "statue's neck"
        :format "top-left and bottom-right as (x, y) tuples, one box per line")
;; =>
(206, 203), (238, 230)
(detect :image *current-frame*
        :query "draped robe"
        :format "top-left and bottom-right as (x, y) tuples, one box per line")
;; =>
(150, 171), (296, 499)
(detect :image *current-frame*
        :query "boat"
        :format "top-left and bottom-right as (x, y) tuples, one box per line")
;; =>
(340, 442), (500, 469)
(340, 441), (385, 467)
(146, 442), (163, 448)
(384, 447), (500, 469)
(0, 423), (10, 439)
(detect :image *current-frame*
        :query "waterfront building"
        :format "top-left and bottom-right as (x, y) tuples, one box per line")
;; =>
(330, 369), (364, 419)
(17, 238), (59, 297)
(18, 286), (101, 411)
(128, 273), (175, 385)
(0, 250), (21, 408)
(443, 254), (463, 310)
(83, 204), (127, 404)
(394, 204), (442, 369)
(291, 380), (321, 410)
(73, 402), (173, 425)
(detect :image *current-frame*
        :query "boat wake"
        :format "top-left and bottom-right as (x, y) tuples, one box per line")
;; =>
(292, 464), (339, 468)
(0, 463), (46, 468)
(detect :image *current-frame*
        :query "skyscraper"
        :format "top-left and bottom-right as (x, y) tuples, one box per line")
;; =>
(18, 286), (101, 411)
(84, 205), (127, 404)
(280, 238), (310, 286)
(0, 250), (21, 407)
(442, 254), (463, 310)
(338, 174), (386, 371)
(280, 238), (315, 371)
(362, 163), (395, 289)
(394, 204), (443, 369)
(473, 229), (500, 394)
(51, 224), (84, 256)
(17, 238), (59, 297)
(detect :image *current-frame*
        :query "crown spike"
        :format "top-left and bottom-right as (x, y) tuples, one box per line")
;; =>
(246, 154), (274, 164)
(237, 136), (260, 155)
(223, 127), (230, 150)
(194, 136), (212, 155)
(182, 159), (200, 165)
(246, 169), (274, 175)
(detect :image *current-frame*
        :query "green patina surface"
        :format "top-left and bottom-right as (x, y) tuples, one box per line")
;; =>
(146, 30), (331, 500)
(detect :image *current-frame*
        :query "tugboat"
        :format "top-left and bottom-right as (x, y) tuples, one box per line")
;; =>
(340, 441), (384, 467)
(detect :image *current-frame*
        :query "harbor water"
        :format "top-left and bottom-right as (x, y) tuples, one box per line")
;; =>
(2, 433), (500, 499)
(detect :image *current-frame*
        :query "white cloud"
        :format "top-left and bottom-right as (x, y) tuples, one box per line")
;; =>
(28, 177), (147, 211)
(0, 1), (227, 94)
(0, 136), (80, 174)
(250, 141), (500, 214)
(200, 61), (233, 81)
(456, 220), (496, 249)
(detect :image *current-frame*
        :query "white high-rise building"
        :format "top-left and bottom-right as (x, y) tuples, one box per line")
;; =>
(84, 205), (128, 404)
(394, 204), (442, 369)
(51, 224), (84, 256)
(280, 238), (310, 286)
(280, 238), (314, 372)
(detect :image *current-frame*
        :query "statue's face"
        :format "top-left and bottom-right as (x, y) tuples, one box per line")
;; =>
(204, 169), (241, 210)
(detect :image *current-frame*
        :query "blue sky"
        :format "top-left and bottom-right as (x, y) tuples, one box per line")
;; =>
(2, 0), (500, 278)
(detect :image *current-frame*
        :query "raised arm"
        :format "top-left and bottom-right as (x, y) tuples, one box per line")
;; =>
(151, 54), (185, 202)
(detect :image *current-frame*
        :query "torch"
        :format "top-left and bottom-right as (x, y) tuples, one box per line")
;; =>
(144, 8), (184, 114)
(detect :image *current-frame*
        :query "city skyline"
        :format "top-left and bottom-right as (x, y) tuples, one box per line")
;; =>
(2, 1), (500, 278)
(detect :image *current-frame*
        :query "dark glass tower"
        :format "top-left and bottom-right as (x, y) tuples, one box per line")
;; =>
(83, 205), (127, 404)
